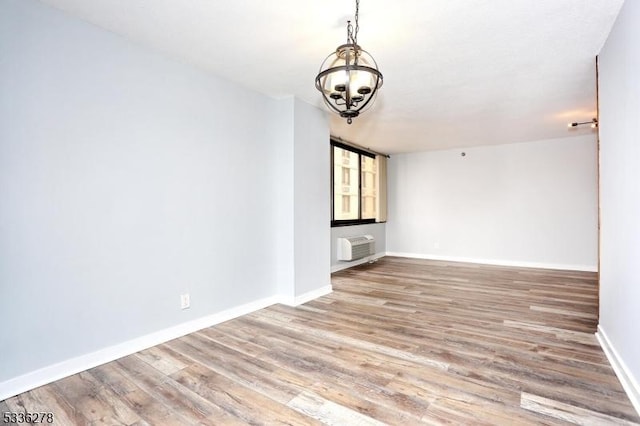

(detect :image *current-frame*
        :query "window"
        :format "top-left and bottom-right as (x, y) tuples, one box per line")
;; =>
(361, 155), (376, 220)
(331, 139), (387, 226)
(341, 167), (350, 185)
(341, 195), (350, 213)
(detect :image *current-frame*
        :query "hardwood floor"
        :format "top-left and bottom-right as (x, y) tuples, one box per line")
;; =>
(3, 257), (639, 425)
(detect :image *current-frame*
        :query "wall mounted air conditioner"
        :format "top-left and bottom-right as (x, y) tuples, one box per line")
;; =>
(337, 235), (375, 261)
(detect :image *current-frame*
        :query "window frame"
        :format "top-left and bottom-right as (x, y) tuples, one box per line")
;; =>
(331, 139), (377, 227)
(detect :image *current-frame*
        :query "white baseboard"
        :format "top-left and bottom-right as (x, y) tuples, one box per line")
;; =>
(385, 251), (597, 272)
(331, 252), (386, 273)
(596, 325), (640, 416)
(0, 295), (280, 402)
(278, 285), (333, 307)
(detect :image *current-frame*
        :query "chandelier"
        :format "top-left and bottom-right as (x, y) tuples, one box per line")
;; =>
(315, 0), (383, 124)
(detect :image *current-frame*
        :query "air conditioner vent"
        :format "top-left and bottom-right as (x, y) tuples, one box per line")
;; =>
(337, 235), (375, 261)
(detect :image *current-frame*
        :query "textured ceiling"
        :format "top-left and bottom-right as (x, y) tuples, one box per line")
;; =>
(38, 0), (623, 154)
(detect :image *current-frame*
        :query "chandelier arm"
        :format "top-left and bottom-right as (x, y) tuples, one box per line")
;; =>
(316, 64), (382, 75)
(352, 64), (383, 79)
(315, 65), (383, 86)
(321, 94), (348, 115)
(358, 48), (384, 88)
(315, 53), (338, 94)
(349, 76), (381, 113)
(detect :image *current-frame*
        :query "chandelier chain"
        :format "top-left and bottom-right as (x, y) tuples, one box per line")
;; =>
(346, 0), (360, 46)
(354, 0), (359, 44)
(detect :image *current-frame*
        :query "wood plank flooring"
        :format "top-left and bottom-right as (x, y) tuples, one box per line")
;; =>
(3, 257), (639, 425)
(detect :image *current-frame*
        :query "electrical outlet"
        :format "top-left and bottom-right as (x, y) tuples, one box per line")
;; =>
(180, 293), (190, 310)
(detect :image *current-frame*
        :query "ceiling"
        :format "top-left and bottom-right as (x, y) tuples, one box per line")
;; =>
(39, 0), (623, 154)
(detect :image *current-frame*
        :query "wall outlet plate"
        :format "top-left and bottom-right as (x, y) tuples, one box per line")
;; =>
(180, 293), (190, 310)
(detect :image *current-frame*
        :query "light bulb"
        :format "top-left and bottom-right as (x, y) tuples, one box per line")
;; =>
(327, 70), (348, 98)
(349, 70), (373, 101)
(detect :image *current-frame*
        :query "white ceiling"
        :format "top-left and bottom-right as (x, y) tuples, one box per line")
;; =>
(38, 0), (623, 154)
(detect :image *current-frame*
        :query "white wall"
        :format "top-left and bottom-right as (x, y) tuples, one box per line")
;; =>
(386, 135), (598, 270)
(0, 0), (329, 397)
(597, 0), (640, 411)
(293, 98), (331, 297)
(331, 223), (386, 272)
(270, 98), (296, 299)
(270, 97), (331, 303)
